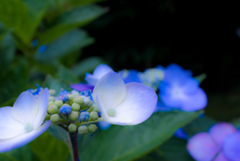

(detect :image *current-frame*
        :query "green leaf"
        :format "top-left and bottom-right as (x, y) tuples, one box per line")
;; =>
(38, 5), (106, 44)
(0, 32), (16, 70)
(195, 73), (207, 83)
(0, 0), (48, 44)
(71, 56), (104, 78)
(0, 145), (39, 161)
(55, 65), (79, 84)
(44, 75), (71, 94)
(35, 29), (94, 62)
(80, 111), (201, 161)
(29, 132), (69, 161)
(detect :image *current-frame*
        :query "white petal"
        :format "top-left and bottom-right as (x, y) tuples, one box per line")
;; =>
(0, 107), (25, 139)
(104, 83), (157, 125)
(93, 72), (126, 110)
(33, 88), (49, 128)
(93, 64), (113, 79)
(12, 91), (38, 124)
(0, 121), (50, 153)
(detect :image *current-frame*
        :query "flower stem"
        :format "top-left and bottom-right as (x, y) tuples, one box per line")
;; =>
(70, 131), (80, 161)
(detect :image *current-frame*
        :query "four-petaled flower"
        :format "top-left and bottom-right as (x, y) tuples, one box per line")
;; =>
(92, 72), (157, 125)
(0, 88), (50, 152)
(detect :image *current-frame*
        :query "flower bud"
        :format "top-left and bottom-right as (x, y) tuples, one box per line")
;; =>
(68, 94), (75, 101)
(92, 105), (99, 112)
(48, 104), (58, 114)
(68, 123), (77, 133)
(56, 95), (68, 103)
(48, 101), (54, 106)
(78, 125), (88, 135)
(88, 124), (97, 133)
(50, 114), (60, 123)
(72, 103), (80, 111)
(44, 113), (51, 121)
(69, 111), (79, 121)
(59, 104), (72, 118)
(73, 96), (83, 104)
(49, 96), (55, 102)
(83, 97), (93, 107)
(55, 100), (63, 108)
(49, 89), (56, 96)
(90, 111), (99, 121)
(78, 112), (90, 122)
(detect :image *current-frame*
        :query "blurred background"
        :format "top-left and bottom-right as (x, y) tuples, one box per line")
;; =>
(0, 0), (240, 160)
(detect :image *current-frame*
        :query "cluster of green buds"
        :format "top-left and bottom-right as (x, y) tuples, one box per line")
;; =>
(45, 89), (102, 134)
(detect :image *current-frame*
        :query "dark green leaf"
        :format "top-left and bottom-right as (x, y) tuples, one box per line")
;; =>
(35, 30), (94, 62)
(0, 0), (48, 44)
(44, 75), (72, 94)
(71, 56), (104, 78)
(29, 131), (69, 161)
(80, 111), (201, 161)
(38, 5), (106, 44)
(0, 145), (39, 161)
(55, 65), (79, 84)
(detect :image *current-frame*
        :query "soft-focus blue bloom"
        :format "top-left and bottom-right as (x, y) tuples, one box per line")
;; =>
(38, 45), (47, 53)
(0, 89), (50, 152)
(159, 64), (207, 111)
(139, 66), (164, 90)
(70, 83), (94, 92)
(119, 70), (142, 84)
(174, 128), (189, 140)
(187, 122), (238, 161)
(31, 39), (38, 47)
(92, 71), (157, 125)
(85, 64), (113, 85)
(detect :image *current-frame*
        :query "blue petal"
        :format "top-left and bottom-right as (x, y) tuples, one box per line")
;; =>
(120, 70), (142, 84)
(98, 121), (111, 130)
(223, 132), (240, 161)
(174, 128), (189, 140)
(70, 83), (94, 92)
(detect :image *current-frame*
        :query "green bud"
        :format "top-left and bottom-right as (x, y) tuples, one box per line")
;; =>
(55, 100), (63, 108)
(50, 114), (60, 123)
(73, 96), (83, 104)
(72, 103), (80, 111)
(90, 111), (99, 121)
(68, 94), (75, 101)
(92, 105), (99, 112)
(78, 125), (88, 135)
(88, 124), (97, 133)
(83, 97), (93, 107)
(48, 101), (54, 106)
(49, 96), (55, 102)
(48, 104), (58, 114)
(44, 113), (51, 121)
(68, 123), (77, 133)
(49, 89), (56, 96)
(69, 111), (79, 121)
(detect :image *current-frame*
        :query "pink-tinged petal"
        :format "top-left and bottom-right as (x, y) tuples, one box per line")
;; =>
(223, 132), (240, 161)
(181, 88), (207, 111)
(0, 107), (25, 139)
(209, 123), (237, 146)
(93, 72), (126, 110)
(0, 121), (50, 153)
(33, 88), (49, 128)
(214, 152), (229, 161)
(70, 84), (94, 92)
(12, 91), (38, 124)
(187, 133), (220, 161)
(104, 83), (157, 125)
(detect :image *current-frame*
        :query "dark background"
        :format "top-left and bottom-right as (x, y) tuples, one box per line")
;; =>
(82, 0), (240, 120)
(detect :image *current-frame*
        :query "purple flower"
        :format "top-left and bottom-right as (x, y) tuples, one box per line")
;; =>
(159, 64), (207, 111)
(70, 83), (94, 92)
(187, 122), (238, 161)
(0, 88), (50, 152)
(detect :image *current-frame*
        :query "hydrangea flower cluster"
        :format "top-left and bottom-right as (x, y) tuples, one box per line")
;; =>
(187, 122), (240, 161)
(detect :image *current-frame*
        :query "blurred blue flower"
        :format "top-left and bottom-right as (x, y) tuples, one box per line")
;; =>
(187, 122), (238, 161)
(159, 64), (207, 111)
(119, 69), (142, 84)
(38, 45), (47, 53)
(0, 89), (50, 152)
(31, 39), (38, 47)
(174, 128), (189, 140)
(85, 64), (113, 85)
